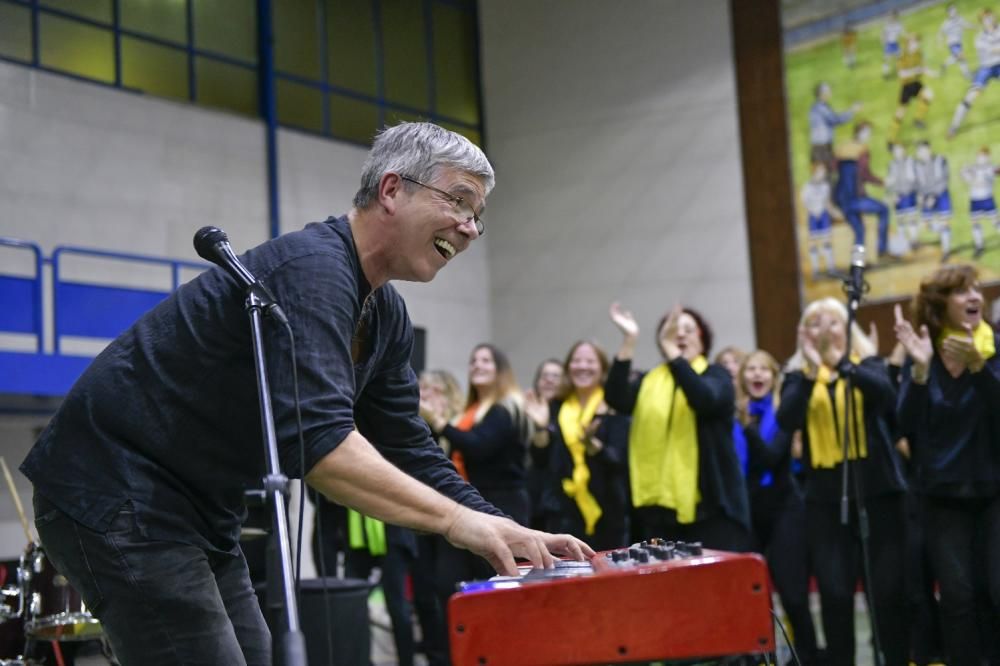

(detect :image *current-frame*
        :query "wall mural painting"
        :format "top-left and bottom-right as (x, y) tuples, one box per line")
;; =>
(784, 0), (1000, 305)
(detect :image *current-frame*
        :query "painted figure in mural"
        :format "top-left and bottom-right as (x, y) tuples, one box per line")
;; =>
(960, 146), (1000, 258)
(886, 142), (921, 249)
(888, 33), (935, 145)
(801, 161), (839, 278)
(914, 141), (954, 260)
(882, 10), (905, 79)
(834, 121), (890, 259)
(948, 9), (1000, 138)
(939, 3), (973, 79)
(842, 23), (858, 69)
(809, 82), (861, 181)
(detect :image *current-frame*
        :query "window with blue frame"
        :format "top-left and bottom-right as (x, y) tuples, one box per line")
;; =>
(0, 0), (483, 147)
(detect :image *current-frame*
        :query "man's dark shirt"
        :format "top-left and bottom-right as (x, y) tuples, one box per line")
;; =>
(22, 216), (499, 554)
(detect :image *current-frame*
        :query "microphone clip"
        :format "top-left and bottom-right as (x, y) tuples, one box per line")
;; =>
(246, 281), (289, 326)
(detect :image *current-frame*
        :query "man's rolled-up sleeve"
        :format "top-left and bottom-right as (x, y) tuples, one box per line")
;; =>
(355, 356), (504, 517)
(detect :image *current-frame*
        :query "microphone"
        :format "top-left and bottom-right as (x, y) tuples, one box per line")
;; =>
(194, 226), (288, 324)
(846, 244), (868, 304)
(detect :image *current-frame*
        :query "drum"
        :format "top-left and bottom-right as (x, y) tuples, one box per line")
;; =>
(21, 545), (101, 642)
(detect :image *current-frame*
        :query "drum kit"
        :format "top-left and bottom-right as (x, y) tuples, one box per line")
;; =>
(0, 459), (111, 666)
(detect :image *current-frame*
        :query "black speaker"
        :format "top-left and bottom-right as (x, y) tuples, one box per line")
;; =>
(256, 577), (372, 666)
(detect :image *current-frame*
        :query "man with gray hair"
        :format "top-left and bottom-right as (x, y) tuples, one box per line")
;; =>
(21, 122), (592, 665)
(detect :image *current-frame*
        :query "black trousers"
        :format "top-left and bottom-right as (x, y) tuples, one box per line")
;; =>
(752, 489), (818, 664)
(923, 494), (1000, 666)
(806, 494), (909, 666)
(33, 493), (270, 666)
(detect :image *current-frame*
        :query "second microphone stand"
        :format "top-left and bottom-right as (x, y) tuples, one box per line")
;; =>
(839, 265), (883, 666)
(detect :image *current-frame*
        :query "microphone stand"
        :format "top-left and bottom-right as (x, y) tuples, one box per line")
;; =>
(245, 287), (308, 666)
(839, 249), (883, 666)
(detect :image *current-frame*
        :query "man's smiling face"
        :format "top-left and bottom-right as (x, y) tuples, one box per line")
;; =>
(388, 167), (485, 283)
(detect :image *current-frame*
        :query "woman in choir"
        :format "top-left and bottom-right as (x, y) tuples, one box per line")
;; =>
(526, 340), (630, 551)
(735, 350), (817, 665)
(715, 345), (746, 390)
(894, 264), (1000, 666)
(526, 358), (565, 529)
(778, 297), (908, 666)
(414, 369), (464, 666)
(604, 302), (751, 551)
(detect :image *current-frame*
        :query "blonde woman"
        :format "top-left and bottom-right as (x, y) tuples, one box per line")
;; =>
(527, 341), (630, 551)
(735, 350), (817, 665)
(777, 297), (908, 666)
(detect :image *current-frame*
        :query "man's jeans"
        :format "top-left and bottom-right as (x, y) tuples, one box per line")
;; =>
(33, 493), (270, 666)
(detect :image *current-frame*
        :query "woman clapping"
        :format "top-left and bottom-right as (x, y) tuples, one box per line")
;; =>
(526, 341), (630, 551)
(894, 265), (1000, 666)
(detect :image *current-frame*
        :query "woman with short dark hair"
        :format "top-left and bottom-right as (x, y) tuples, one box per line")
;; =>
(604, 302), (750, 551)
(895, 264), (1000, 666)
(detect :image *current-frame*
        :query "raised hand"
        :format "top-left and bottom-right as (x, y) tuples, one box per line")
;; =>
(798, 324), (823, 373)
(609, 302), (639, 340)
(893, 303), (933, 368)
(940, 322), (984, 372)
(657, 304), (683, 360)
(867, 321), (879, 356)
(523, 389), (550, 430)
(419, 396), (447, 434)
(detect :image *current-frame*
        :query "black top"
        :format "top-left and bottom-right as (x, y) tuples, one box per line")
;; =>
(777, 357), (907, 502)
(22, 216), (499, 554)
(742, 417), (799, 502)
(534, 399), (631, 545)
(605, 357), (751, 530)
(441, 403), (529, 492)
(896, 333), (1000, 497)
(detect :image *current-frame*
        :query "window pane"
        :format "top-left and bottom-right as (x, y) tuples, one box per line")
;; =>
(193, 0), (256, 63)
(440, 122), (481, 149)
(41, 0), (111, 24)
(39, 15), (114, 83)
(120, 0), (186, 43)
(380, 0), (428, 110)
(196, 58), (257, 117)
(432, 4), (479, 126)
(275, 0), (321, 80)
(0, 4), (32, 62)
(122, 37), (189, 102)
(329, 94), (377, 144)
(325, 0), (376, 96)
(277, 78), (323, 133)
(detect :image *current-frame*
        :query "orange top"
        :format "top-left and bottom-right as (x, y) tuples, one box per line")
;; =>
(450, 403), (479, 481)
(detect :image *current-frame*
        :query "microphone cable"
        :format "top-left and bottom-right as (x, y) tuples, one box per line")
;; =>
(277, 316), (336, 666)
(771, 607), (802, 666)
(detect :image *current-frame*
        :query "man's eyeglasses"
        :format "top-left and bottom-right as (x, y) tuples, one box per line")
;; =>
(400, 176), (485, 235)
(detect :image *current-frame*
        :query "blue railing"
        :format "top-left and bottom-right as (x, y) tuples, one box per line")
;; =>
(0, 237), (44, 353)
(50, 246), (204, 355)
(0, 239), (207, 400)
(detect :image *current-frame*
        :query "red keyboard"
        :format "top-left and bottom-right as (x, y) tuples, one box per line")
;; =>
(448, 540), (775, 666)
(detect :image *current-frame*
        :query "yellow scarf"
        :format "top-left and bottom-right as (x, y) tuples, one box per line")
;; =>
(628, 356), (707, 524)
(806, 362), (867, 468)
(558, 389), (605, 535)
(937, 320), (996, 361)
